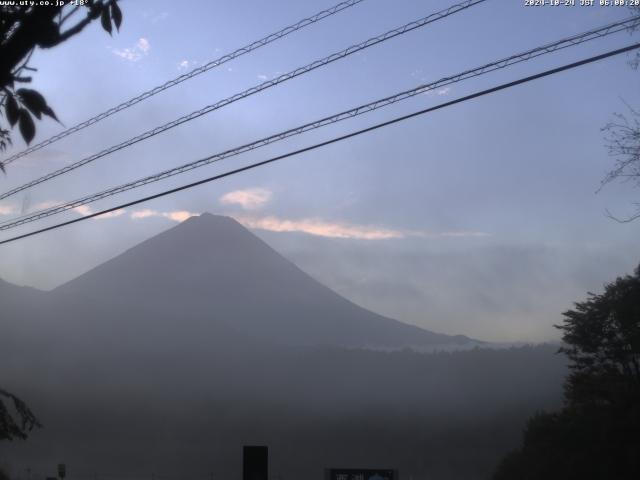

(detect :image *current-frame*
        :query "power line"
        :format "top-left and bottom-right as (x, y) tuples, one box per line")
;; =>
(0, 0), (486, 201)
(1, 42), (638, 246)
(1, 15), (637, 230)
(0, 0), (366, 166)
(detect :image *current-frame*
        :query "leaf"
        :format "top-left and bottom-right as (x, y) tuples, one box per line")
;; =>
(17, 88), (47, 119)
(17, 88), (58, 122)
(0, 130), (12, 149)
(42, 105), (59, 122)
(18, 109), (35, 145)
(5, 93), (19, 127)
(101, 7), (112, 35)
(111, 0), (122, 30)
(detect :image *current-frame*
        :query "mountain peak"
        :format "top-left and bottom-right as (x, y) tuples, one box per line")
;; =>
(186, 212), (228, 222)
(196, 212), (218, 219)
(180, 212), (237, 226)
(53, 210), (474, 349)
(175, 212), (251, 235)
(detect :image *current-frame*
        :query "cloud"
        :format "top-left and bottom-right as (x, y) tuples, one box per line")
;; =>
(232, 214), (490, 241)
(220, 188), (272, 210)
(71, 205), (125, 220)
(130, 209), (198, 222)
(437, 87), (451, 96)
(131, 209), (159, 219)
(162, 211), (197, 222)
(137, 38), (150, 53)
(0, 204), (17, 215)
(111, 38), (151, 62)
(177, 59), (198, 71)
(128, 205), (488, 239)
(73, 205), (93, 216)
(257, 74), (268, 81)
(233, 215), (404, 240)
(95, 209), (126, 220)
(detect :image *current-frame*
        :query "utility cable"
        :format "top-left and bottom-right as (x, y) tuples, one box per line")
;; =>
(1, 42), (637, 245)
(0, 0), (486, 200)
(0, 0), (367, 166)
(1, 15), (637, 229)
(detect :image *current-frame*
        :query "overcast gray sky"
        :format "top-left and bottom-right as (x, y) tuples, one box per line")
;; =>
(1, 0), (639, 342)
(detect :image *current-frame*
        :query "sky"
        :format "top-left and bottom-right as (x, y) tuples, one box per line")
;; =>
(1, 0), (640, 342)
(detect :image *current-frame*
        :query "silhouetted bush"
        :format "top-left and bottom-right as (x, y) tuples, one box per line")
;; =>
(493, 264), (640, 479)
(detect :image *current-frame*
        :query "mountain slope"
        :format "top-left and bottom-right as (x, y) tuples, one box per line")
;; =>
(52, 213), (472, 348)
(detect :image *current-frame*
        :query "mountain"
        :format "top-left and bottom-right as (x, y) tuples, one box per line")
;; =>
(50, 213), (474, 349)
(0, 279), (47, 363)
(0, 215), (567, 480)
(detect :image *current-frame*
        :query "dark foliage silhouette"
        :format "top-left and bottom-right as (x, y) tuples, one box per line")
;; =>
(493, 264), (640, 480)
(0, 0), (122, 163)
(0, 388), (41, 441)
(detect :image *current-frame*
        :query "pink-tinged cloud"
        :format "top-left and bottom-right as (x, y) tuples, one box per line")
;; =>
(162, 211), (197, 222)
(0, 204), (17, 215)
(233, 214), (491, 240)
(130, 209), (159, 219)
(128, 209), (490, 239)
(220, 188), (272, 210)
(233, 215), (404, 240)
(95, 209), (126, 220)
(73, 205), (93, 216)
(72, 205), (126, 219)
(130, 209), (198, 222)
